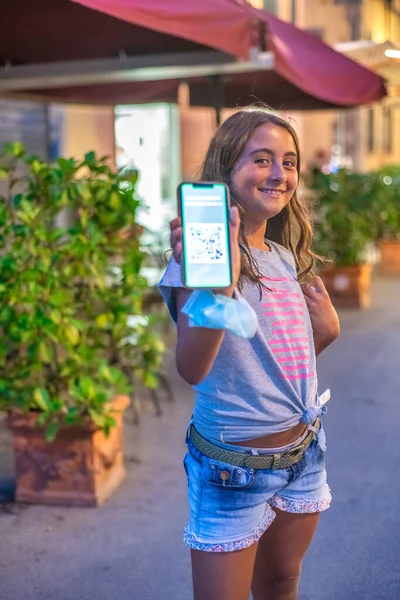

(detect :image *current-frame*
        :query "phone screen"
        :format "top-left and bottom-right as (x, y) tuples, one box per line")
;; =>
(178, 182), (232, 289)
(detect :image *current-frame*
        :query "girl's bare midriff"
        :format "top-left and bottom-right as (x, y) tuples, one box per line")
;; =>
(229, 421), (308, 449)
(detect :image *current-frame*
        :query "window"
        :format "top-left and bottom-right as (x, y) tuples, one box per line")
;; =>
(383, 106), (393, 154)
(114, 104), (181, 234)
(367, 108), (375, 153)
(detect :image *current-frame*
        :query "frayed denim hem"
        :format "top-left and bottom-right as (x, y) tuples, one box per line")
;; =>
(183, 509), (276, 552)
(270, 484), (332, 514)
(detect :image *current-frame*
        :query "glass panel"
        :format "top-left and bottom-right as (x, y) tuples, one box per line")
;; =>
(115, 104), (181, 284)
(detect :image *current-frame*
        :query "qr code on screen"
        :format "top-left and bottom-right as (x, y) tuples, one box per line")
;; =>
(186, 223), (227, 263)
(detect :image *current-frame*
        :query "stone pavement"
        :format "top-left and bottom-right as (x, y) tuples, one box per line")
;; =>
(1, 275), (400, 600)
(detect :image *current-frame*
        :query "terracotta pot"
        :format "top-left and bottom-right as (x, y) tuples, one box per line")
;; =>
(320, 264), (372, 309)
(379, 240), (400, 276)
(5, 395), (130, 507)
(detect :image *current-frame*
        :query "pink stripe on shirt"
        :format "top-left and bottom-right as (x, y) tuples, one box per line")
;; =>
(263, 301), (305, 309)
(283, 372), (314, 381)
(271, 346), (309, 355)
(272, 319), (303, 327)
(276, 354), (309, 364)
(272, 327), (307, 336)
(269, 337), (308, 345)
(264, 310), (305, 317)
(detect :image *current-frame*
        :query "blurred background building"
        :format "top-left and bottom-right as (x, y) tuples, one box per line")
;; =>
(0, 0), (398, 238)
(250, 0), (400, 173)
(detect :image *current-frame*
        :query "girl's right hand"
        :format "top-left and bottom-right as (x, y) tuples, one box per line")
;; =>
(169, 206), (241, 296)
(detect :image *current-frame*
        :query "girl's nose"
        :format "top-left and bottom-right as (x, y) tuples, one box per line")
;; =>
(269, 162), (286, 182)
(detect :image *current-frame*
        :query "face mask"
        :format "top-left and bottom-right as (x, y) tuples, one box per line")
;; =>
(181, 290), (258, 339)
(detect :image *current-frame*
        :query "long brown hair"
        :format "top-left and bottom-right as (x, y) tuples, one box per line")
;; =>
(197, 106), (317, 289)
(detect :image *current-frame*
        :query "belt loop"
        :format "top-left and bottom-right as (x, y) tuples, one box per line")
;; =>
(185, 417), (194, 443)
(272, 453), (281, 469)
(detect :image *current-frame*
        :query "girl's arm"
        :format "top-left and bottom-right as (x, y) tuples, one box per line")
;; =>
(170, 207), (241, 385)
(174, 288), (228, 385)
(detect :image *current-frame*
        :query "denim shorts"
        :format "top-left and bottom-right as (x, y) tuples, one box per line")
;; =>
(183, 424), (331, 552)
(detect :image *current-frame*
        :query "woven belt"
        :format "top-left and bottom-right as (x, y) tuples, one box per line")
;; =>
(188, 419), (319, 470)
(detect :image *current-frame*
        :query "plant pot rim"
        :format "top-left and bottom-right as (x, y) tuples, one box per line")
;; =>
(379, 239), (400, 245)
(320, 263), (371, 272)
(5, 394), (130, 433)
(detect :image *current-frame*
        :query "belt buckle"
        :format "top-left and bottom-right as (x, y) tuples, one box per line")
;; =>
(288, 444), (303, 457)
(284, 445), (305, 468)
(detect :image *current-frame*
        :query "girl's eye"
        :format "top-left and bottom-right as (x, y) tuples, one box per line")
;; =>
(284, 160), (296, 168)
(255, 158), (271, 165)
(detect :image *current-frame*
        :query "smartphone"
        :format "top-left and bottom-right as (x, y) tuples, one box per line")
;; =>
(177, 182), (232, 289)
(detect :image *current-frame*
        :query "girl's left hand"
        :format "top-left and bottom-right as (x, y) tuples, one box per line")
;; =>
(301, 276), (340, 355)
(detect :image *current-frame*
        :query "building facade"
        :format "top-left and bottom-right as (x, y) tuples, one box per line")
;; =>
(250, 0), (400, 172)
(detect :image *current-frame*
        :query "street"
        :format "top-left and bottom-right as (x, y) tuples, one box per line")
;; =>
(1, 275), (399, 600)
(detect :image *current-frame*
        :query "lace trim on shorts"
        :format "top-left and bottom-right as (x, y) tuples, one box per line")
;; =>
(183, 509), (276, 552)
(270, 484), (332, 514)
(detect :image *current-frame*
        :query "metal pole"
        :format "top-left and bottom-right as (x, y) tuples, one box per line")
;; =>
(211, 75), (223, 128)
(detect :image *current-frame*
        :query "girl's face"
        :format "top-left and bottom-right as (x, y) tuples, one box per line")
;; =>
(231, 123), (299, 226)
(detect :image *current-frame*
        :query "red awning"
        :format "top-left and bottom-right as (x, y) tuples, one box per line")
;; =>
(67, 0), (386, 107)
(254, 8), (386, 106)
(69, 0), (255, 60)
(0, 0), (386, 108)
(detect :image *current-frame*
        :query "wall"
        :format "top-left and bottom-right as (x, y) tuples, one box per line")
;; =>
(179, 107), (216, 179)
(60, 104), (116, 168)
(179, 82), (234, 179)
(287, 109), (338, 173)
(295, 0), (350, 44)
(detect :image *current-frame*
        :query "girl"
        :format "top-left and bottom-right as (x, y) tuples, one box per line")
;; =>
(159, 106), (340, 600)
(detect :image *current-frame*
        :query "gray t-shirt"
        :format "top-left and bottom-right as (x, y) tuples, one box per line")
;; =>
(158, 242), (318, 442)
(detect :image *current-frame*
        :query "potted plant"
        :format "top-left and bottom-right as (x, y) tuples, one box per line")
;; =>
(0, 143), (165, 506)
(371, 165), (400, 275)
(312, 169), (377, 309)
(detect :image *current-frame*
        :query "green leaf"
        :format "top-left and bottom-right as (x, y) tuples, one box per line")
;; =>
(45, 422), (59, 442)
(31, 159), (43, 174)
(64, 323), (79, 345)
(88, 408), (106, 428)
(57, 157), (77, 173)
(142, 372), (158, 389)
(59, 189), (69, 206)
(36, 413), (48, 425)
(99, 365), (113, 383)
(50, 290), (70, 307)
(33, 388), (51, 411)
(84, 151), (96, 164)
(123, 169), (139, 186)
(4, 141), (25, 158)
(96, 314), (109, 328)
(38, 341), (53, 363)
(109, 192), (121, 210)
(50, 309), (63, 325)
(69, 318), (85, 332)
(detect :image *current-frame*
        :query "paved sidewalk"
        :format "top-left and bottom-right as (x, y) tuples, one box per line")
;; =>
(1, 275), (400, 600)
